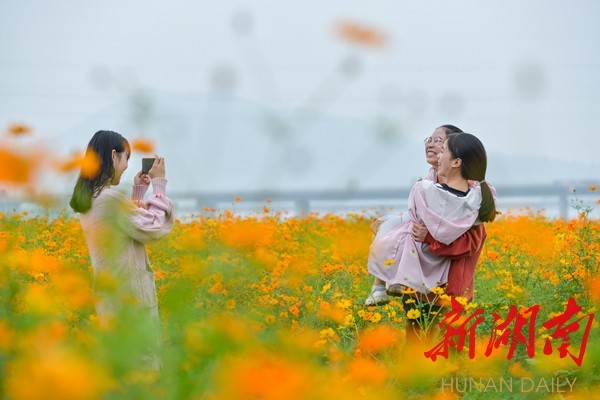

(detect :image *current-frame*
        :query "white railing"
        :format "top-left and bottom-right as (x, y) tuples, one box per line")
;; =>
(1, 184), (598, 220)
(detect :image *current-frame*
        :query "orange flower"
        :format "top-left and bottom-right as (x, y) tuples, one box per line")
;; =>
(217, 352), (312, 400)
(131, 138), (154, 153)
(0, 148), (36, 183)
(56, 150), (101, 178)
(53, 272), (95, 309)
(588, 277), (600, 304)
(55, 152), (83, 173)
(6, 122), (33, 136)
(234, 196), (243, 202)
(288, 304), (300, 318)
(588, 185), (597, 191)
(337, 21), (387, 47)
(6, 348), (113, 400)
(357, 325), (401, 354)
(80, 149), (101, 178)
(346, 357), (388, 386)
(317, 301), (345, 323)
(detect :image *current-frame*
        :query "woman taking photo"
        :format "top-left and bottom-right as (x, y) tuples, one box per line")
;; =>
(70, 130), (174, 370)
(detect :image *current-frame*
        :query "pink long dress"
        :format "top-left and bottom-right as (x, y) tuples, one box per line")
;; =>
(368, 179), (481, 294)
(79, 178), (174, 369)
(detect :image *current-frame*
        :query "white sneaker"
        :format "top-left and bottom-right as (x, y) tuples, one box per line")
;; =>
(364, 285), (390, 307)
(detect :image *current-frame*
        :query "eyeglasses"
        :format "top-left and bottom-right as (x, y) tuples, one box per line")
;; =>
(424, 137), (444, 146)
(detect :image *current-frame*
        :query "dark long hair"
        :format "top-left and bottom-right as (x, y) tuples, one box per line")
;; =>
(69, 130), (130, 213)
(446, 133), (497, 222)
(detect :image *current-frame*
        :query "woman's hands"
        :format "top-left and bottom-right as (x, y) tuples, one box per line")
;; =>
(411, 222), (429, 242)
(134, 171), (151, 186)
(134, 154), (165, 185)
(148, 155), (166, 179)
(370, 218), (383, 234)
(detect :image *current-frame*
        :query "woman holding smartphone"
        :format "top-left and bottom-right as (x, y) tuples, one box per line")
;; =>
(70, 130), (174, 370)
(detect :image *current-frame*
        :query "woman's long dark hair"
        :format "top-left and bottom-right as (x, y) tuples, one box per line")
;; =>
(69, 130), (130, 213)
(446, 133), (497, 222)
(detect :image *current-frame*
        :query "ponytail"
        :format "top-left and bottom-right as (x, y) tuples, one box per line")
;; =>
(478, 181), (497, 222)
(69, 179), (94, 213)
(446, 133), (497, 223)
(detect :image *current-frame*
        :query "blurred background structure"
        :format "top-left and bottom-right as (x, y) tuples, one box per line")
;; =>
(1, 0), (599, 218)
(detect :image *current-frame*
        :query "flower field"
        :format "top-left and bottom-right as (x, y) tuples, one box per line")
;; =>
(1, 204), (599, 399)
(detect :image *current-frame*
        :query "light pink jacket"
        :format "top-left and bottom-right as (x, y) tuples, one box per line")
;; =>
(79, 178), (174, 322)
(368, 179), (481, 294)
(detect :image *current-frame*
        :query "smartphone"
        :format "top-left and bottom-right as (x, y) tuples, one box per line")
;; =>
(142, 158), (155, 174)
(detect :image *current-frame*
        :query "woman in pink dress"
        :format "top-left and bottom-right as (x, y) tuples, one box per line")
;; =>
(70, 130), (174, 370)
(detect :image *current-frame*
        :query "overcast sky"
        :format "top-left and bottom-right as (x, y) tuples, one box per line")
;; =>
(1, 0), (599, 194)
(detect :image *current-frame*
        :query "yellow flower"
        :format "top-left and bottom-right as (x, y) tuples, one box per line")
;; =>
(319, 327), (340, 342)
(401, 287), (417, 295)
(225, 299), (236, 310)
(455, 296), (469, 306)
(320, 282), (331, 294)
(369, 312), (382, 323)
(406, 309), (421, 320)
(430, 287), (445, 295)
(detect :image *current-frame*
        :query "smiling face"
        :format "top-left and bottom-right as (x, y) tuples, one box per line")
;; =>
(437, 140), (461, 180)
(111, 149), (129, 186)
(424, 127), (447, 168)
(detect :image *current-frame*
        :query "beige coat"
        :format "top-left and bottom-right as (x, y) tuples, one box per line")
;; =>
(79, 178), (173, 369)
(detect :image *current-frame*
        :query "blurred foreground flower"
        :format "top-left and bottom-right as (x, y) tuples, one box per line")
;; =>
(215, 352), (314, 400)
(1, 209), (599, 397)
(56, 150), (101, 178)
(6, 122), (33, 136)
(6, 350), (113, 400)
(358, 325), (401, 354)
(0, 148), (37, 183)
(337, 21), (387, 47)
(131, 138), (154, 153)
